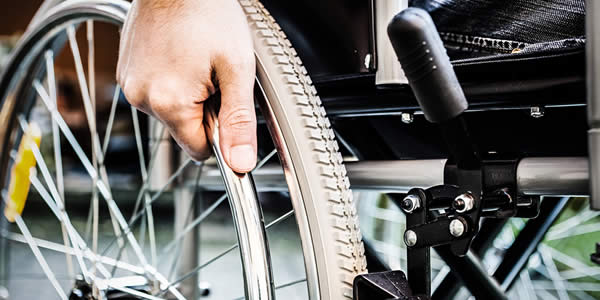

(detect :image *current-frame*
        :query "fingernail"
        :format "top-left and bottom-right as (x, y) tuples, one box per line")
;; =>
(230, 145), (256, 172)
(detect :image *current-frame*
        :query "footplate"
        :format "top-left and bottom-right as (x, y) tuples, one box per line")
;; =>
(353, 270), (429, 300)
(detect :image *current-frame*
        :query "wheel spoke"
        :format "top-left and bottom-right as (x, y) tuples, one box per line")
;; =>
(18, 117), (96, 281)
(232, 278), (307, 300)
(265, 210), (294, 229)
(162, 208), (294, 292)
(69, 22), (100, 271)
(3, 231), (144, 275)
(13, 215), (68, 300)
(111, 286), (163, 300)
(131, 107), (157, 269)
(541, 244), (600, 280)
(103, 158), (193, 260)
(102, 85), (121, 155)
(539, 247), (570, 300)
(161, 193), (227, 255)
(546, 222), (600, 241)
(161, 149), (278, 254)
(546, 209), (600, 240)
(532, 280), (600, 292)
(274, 278), (307, 290)
(33, 80), (153, 278)
(129, 124), (166, 222)
(44, 50), (74, 278)
(535, 288), (560, 300)
(66, 25), (129, 259)
(519, 269), (536, 300)
(560, 266), (600, 280)
(431, 266), (450, 292)
(167, 165), (203, 280)
(160, 243), (238, 295)
(572, 291), (598, 300)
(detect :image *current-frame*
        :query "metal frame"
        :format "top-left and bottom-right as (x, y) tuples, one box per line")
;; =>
(373, 0), (409, 86)
(587, 0), (600, 209)
(189, 157), (589, 197)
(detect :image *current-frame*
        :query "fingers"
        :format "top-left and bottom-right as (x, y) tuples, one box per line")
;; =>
(215, 55), (257, 173)
(168, 105), (211, 161)
(145, 77), (212, 162)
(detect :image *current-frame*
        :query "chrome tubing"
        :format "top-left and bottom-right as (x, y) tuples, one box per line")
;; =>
(587, 0), (600, 209)
(191, 157), (589, 197)
(517, 157), (589, 196)
(346, 159), (446, 191)
(205, 106), (275, 300)
(374, 0), (409, 85)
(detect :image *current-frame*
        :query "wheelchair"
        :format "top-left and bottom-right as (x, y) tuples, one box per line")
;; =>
(0, 0), (592, 299)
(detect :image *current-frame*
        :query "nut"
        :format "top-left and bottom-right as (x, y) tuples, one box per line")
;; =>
(401, 194), (421, 214)
(453, 193), (475, 213)
(530, 106), (544, 118)
(401, 112), (414, 124)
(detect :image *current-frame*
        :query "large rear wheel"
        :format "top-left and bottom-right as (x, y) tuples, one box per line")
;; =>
(0, 0), (366, 299)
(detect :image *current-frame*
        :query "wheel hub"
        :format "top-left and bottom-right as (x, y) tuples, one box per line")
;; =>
(68, 276), (151, 300)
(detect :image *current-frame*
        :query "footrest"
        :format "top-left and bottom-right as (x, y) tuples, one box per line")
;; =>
(353, 270), (429, 300)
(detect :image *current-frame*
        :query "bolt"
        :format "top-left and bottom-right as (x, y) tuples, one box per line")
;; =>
(400, 194), (421, 213)
(530, 106), (545, 118)
(449, 219), (466, 237)
(404, 230), (418, 247)
(364, 54), (372, 70)
(401, 112), (414, 124)
(453, 193), (475, 213)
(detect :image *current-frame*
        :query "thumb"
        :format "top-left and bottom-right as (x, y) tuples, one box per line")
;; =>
(216, 64), (257, 173)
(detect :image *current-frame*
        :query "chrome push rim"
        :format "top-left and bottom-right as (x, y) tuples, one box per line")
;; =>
(0, 0), (314, 299)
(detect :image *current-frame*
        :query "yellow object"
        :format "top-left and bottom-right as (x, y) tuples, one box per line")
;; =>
(4, 122), (41, 223)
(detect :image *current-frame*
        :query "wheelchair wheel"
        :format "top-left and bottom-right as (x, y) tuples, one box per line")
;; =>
(0, 0), (366, 299)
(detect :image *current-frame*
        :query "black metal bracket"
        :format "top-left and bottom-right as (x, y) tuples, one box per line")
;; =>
(353, 270), (429, 300)
(403, 185), (480, 257)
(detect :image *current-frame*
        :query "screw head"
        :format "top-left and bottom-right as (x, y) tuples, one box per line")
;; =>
(401, 194), (421, 213)
(401, 112), (414, 124)
(449, 219), (466, 237)
(530, 106), (545, 118)
(404, 230), (418, 247)
(364, 53), (373, 69)
(453, 193), (475, 213)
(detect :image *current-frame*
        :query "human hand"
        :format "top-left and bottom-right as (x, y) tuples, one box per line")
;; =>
(117, 0), (257, 173)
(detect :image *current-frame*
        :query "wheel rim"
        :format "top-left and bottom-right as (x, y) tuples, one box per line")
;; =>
(0, 1), (316, 299)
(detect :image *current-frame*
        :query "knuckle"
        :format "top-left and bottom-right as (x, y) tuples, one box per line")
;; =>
(121, 78), (146, 109)
(221, 107), (256, 131)
(147, 79), (181, 114)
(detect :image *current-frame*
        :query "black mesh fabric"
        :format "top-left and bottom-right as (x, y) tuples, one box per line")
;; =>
(409, 0), (585, 59)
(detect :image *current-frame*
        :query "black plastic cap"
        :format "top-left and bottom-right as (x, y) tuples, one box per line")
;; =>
(388, 7), (468, 123)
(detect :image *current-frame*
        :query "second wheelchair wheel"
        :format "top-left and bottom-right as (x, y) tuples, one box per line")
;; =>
(0, 0), (366, 299)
